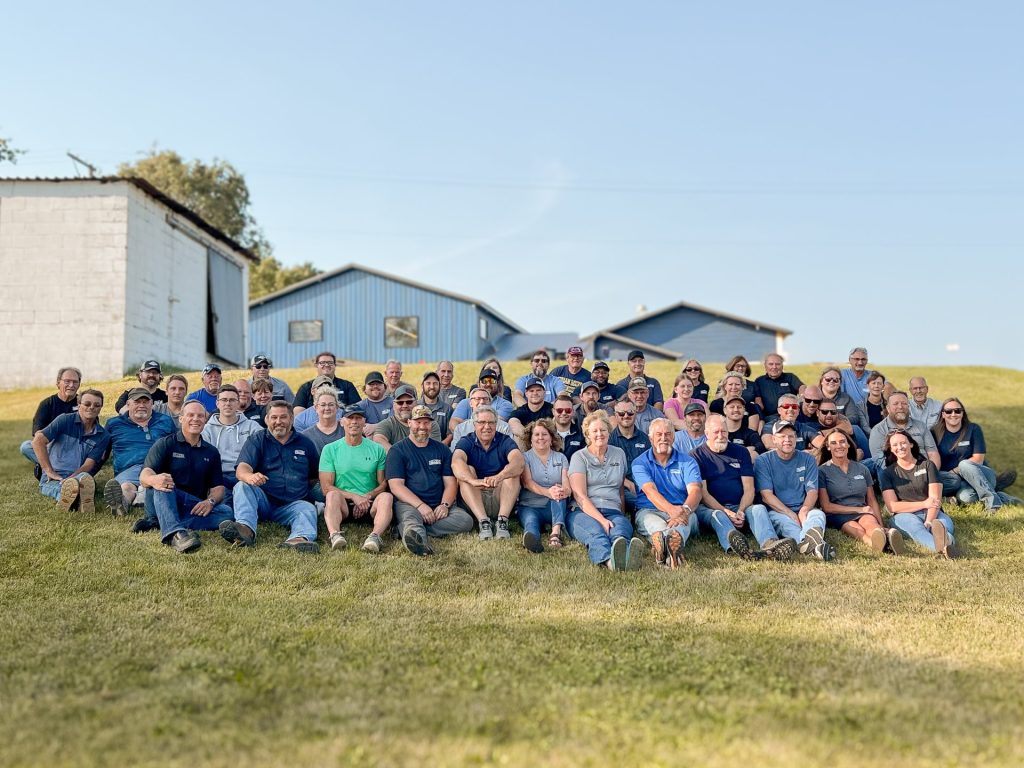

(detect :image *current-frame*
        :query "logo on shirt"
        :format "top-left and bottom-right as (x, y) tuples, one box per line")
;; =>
(914, 469), (927, 476)
(854, 475), (865, 480)
(428, 459), (442, 466)
(730, 462), (741, 468)
(172, 452), (185, 459)
(958, 441), (971, 447)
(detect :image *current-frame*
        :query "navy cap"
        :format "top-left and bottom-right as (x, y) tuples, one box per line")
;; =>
(393, 384), (417, 400)
(202, 363), (222, 375)
(342, 403), (366, 418)
(592, 361), (610, 371)
(139, 360), (162, 373)
(524, 377), (545, 390)
(364, 371), (385, 385)
(478, 367), (499, 381)
(627, 349), (645, 361)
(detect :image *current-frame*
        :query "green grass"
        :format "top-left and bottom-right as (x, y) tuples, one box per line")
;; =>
(2, 363), (1023, 767)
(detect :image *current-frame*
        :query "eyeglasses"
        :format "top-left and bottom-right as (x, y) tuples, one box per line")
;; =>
(822, 377), (839, 383)
(395, 399), (415, 406)
(803, 398), (822, 405)
(476, 421), (497, 427)
(887, 428), (908, 436)
(531, 358), (548, 364)
(553, 408), (573, 414)
(683, 367), (701, 373)
(615, 410), (636, 417)
(316, 360), (335, 367)
(217, 397), (239, 403)
(943, 408), (963, 415)
(819, 409), (838, 415)
(778, 404), (799, 410)
(253, 364), (270, 370)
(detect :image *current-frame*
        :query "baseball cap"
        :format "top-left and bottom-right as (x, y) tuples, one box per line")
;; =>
(567, 345), (584, 356)
(342, 403), (366, 418)
(251, 354), (272, 367)
(422, 371), (440, 383)
(311, 375), (333, 390)
(592, 361), (610, 371)
(684, 402), (706, 415)
(772, 420), (797, 435)
(628, 376), (648, 391)
(202, 363), (222, 375)
(524, 377), (545, 390)
(628, 349), (645, 361)
(478, 366), (499, 381)
(139, 360), (162, 373)
(126, 387), (153, 402)
(724, 395), (746, 406)
(410, 405), (434, 421)
(364, 371), (385, 385)
(393, 384), (417, 400)
(580, 380), (600, 394)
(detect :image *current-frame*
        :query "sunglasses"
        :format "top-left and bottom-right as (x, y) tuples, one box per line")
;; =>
(819, 409), (838, 415)
(553, 408), (573, 414)
(615, 411), (636, 417)
(803, 398), (822, 405)
(253, 364), (270, 369)
(779, 404), (799, 410)
(683, 367), (701, 373)
(943, 408), (963, 415)
(822, 377), (840, 383)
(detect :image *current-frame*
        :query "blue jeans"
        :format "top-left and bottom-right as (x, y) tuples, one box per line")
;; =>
(892, 510), (956, 551)
(233, 483), (318, 541)
(222, 471), (238, 507)
(939, 461), (1003, 510)
(695, 503), (773, 550)
(566, 508), (632, 565)
(20, 440), (37, 464)
(517, 500), (567, 538)
(634, 506), (699, 544)
(852, 426), (870, 462)
(39, 471), (90, 499)
(145, 488), (233, 544)
(760, 508), (827, 544)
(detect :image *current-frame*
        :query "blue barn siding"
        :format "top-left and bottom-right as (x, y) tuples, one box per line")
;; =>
(614, 307), (778, 362)
(477, 309), (519, 358)
(249, 270), (483, 367)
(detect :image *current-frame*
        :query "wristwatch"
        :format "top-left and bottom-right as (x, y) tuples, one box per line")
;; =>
(440, 501), (451, 509)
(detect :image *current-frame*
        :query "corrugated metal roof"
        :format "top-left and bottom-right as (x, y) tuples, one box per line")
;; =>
(579, 330), (681, 360)
(0, 176), (258, 261)
(491, 332), (581, 360)
(590, 299), (792, 338)
(250, 262), (526, 333)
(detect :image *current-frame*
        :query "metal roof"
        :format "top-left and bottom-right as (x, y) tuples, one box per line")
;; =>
(579, 330), (681, 360)
(590, 299), (792, 338)
(0, 176), (258, 261)
(490, 332), (581, 360)
(249, 262), (526, 333)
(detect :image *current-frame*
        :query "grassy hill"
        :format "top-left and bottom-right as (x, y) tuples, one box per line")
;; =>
(2, 363), (1022, 768)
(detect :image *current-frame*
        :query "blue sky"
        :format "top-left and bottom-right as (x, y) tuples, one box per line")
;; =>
(4, 2), (1022, 368)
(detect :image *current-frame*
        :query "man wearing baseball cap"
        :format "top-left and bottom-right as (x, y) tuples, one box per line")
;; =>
(249, 354), (295, 404)
(590, 361), (624, 406)
(508, 377), (554, 442)
(513, 349), (565, 407)
(671, 402), (709, 455)
(374, 384), (441, 450)
(448, 366), (514, 434)
(625, 377), (662, 436)
(418, 371), (454, 445)
(615, 350), (665, 411)
(104, 387), (176, 517)
(551, 346), (591, 401)
(115, 360), (168, 412)
(185, 363), (223, 414)
(356, 371), (394, 435)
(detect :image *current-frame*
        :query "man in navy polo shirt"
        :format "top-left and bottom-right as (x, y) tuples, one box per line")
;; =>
(550, 346), (591, 401)
(139, 401), (232, 553)
(609, 399), (651, 515)
(692, 415), (793, 561)
(32, 388), (109, 512)
(590, 361), (624, 406)
(220, 401), (320, 553)
(452, 405), (525, 540)
(104, 388), (176, 516)
(632, 418), (701, 568)
(512, 349), (565, 406)
(185, 364), (222, 414)
(615, 350), (665, 410)
(551, 394), (585, 461)
(753, 353), (804, 418)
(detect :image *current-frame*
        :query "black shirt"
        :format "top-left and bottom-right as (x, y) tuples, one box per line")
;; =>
(729, 426), (766, 454)
(244, 404), (267, 429)
(144, 431), (224, 500)
(511, 401), (554, 428)
(753, 373), (804, 417)
(115, 387), (168, 412)
(879, 459), (939, 504)
(692, 382), (711, 402)
(709, 398), (763, 431)
(293, 377), (361, 409)
(31, 394), (78, 435)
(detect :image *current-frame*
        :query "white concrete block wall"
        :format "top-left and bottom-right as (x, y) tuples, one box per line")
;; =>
(0, 182), (129, 389)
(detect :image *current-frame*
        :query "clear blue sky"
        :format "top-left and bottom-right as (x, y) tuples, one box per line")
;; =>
(4, 2), (1022, 368)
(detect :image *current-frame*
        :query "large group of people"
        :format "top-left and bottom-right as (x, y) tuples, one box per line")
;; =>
(20, 346), (1020, 566)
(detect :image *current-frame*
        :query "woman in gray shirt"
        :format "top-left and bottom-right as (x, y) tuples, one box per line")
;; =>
(517, 419), (570, 554)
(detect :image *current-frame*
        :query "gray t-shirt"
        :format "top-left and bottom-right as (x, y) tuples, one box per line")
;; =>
(373, 414), (441, 445)
(302, 422), (344, 455)
(818, 460), (872, 508)
(520, 450), (568, 508)
(568, 445), (627, 513)
(868, 416), (938, 459)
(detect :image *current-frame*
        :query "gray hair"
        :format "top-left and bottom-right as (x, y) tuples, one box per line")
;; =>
(849, 347), (868, 357)
(315, 387), (339, 406)
(385, 359), (402, 371)
(472, 405), (498, 424)
(57, 366), (83, 383)
(647, 417), (675, 438)
(705, 413), (728, 431)
(468, 387), (492, 402)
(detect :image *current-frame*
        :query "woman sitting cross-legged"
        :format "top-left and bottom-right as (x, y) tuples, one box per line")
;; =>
(817, 428), (904, 555)
(517, 419), (570, 553)
(566, 412), (643, 571)
(878, 429), (958, 559)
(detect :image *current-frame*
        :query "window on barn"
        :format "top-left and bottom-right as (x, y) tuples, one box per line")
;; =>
(289, 320), (323, 343)
(479, 317), (488, 339)
(385, 316), (419, 348)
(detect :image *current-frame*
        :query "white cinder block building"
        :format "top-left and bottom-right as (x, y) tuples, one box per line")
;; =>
(0, 178), (255, 390)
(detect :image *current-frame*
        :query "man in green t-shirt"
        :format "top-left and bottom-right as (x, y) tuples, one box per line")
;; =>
(319, 404), (394, 553)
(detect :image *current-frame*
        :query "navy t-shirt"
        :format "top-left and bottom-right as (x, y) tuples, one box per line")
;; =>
(550, 365), (592, 399)
(753, 373), (804, 417)
(936, 424), (986, 471)
(709, 398), (763, 430)
(596, 382), (625, 405)
(236, 429), (319, 505)
(454, 432), (518, 477)
(692, 442), (753, 506)
(144, 432), (224, 499)
(692, 382), (711, 402)
(385, 437), (454, 508)
(729, 426), (766, 454)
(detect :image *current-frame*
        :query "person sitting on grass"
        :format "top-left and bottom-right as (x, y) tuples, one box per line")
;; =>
(721, 395), (766, 460)
(201, 384), (263, 502)
(103, 388), (176, 516)
(185, 363), (222, 414)
(249, 354), (294, 404)
(114, 360), (167, 412)
(31, 388), (108, 513)
(566, 412), (643, 571)
(517, 419), (570, 554)
(138, 401), (233, 554)
(878, 430), (958, 559)
(436, 360), (467, 407)
(709, 371), (762, 434)
(450, 388), (513, 446)
(632, 418), (702, 569)
(374, 384), (441, 450)
(663, 375), (708, 431)
(512, 348), (565, 407)
(292, 351), (360, 415)
(219, 401), (320, 553)
(319, 404), (394, 554)
(247, 379), (274, 428)
(20, 366), (81, 472)
(817, 428), (904, 555)
(293, 376), (336, 432)
(356, 371), (394, 435)
(153, 374), (189, 428)
(508, 377), (555, 444)
(452, 405), (525, 541)
(385, 405), (474, 556)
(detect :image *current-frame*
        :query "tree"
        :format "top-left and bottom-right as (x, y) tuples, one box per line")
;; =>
(118, 149), (320, 296)
(0, 134), (25, 165)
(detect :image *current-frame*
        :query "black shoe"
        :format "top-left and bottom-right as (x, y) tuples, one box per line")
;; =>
(170, 531), (201, 553)
(523, 531), (543, 554)
(761, 537), (797, 561)
(132, 517), (159, 534)
(33, 463), (42, 481)
(219, 520), (255, 547)
(403, 528), (430, 556)
(995, 469), (1017, 491)
(727, 529), (752, 560)
(278, 538), (320, 554)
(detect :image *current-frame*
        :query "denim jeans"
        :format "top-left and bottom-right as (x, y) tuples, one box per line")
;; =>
(517, 500), (567, 538)
(892, 510), (956, 551)
(761, 508), (827, 544)
(20, 440), (37, 464)
(115, 464), (147, 507)
(39, 471), (90, 500)
(695, 503), (774, 550)
(233, 483), (318, 541)
(634, 506), (699, 544)
(939, 461), (1002, 510)
(394, 500), (475, 540)
(145, 488), (233, 544)
(851, 426), (870, 463)
(566, 508), (632, 565)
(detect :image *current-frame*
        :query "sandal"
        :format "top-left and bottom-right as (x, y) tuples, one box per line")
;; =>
(548, 530), (563, 549)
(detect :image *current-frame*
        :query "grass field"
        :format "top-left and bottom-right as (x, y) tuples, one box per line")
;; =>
(2, 361), (1023, 768)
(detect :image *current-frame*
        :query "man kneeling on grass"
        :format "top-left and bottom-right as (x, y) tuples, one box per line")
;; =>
(219, 401), (321, 553)
(319, 404), (394, 553)
(31, 388), (109, 512)
(139, 401), (233, 553)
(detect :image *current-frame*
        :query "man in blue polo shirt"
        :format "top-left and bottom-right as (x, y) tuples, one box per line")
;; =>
(452, 405), (525, 540)
(220, 401), (320, 553)
(104, 388), (176, 516)
(512, 349), (565, 407)
(632, 418), (701, 568)
(139, 401), (232, 553)
(754, 421), (835, 561)
(692, 415), (794, 561)
(31, 388), (109, 512)
(550, 346), (592, 401)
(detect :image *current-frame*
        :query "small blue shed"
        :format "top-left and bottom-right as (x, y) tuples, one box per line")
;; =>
(248, 264), (524, 367)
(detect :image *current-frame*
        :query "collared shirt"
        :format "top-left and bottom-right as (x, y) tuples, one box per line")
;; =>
(868, 416), (938, 460)
(454, 432), (518, 478)
(818, 460), (872, 507)
(568, 445), (627, 512)
(236, 429), (319, 505)
(632, 447), (701, 508)
(519, 450), (569, 507)
(450, 417), (512, 449)
(144, 431), (223, 499)
(691, 442), (753, 506)
(609, 427), (651, 483)
(385, 437), (453, 507)
(452, 395), (514, 421)
(105, 411), (176, 474)
(556, 424), (585, 462)
(909, 398), (942, 429)
(41, 413), (110, 478)
(514, 373), (565, 403)
(936, 423), (986, 471)
(840, 368), (875, 405)
(754, 450), (819, 512)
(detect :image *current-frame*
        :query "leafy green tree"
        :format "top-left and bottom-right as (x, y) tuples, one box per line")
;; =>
(0, 134), (25, 164)
(249, 256), (321, 299)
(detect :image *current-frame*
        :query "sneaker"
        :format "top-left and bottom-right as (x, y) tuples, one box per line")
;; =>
(131, 517), (159, 533)
(726, 528), (752, 560)
(666, 530), (684, 569)
(944, 540), (961, 560)
(930, 520), (948, 556)
(170, 530), (201, 554)
(56, 477), (80, 512)
(995, 469), (1017, 491)
(103, 479), (126, 516)
(609, 536), (628, 571)
(314, 501), (326, 516)
(523, 531), (543, 554)
(803, 527), (835, 561)
(624, 537), (644, 571)
(478, 519), (494, 541)
(329, 531), (347, 551)
(651, 530), (667, 566)
(33, 463), (42, 481)
(77, 474), (96, 513)
(761, 537), (797, 561)
(495, 517), (511, 540)
(278, 538), (320, 554)
(219, 520), (255, 547)
(403, 528), (429, 556)
(886, 528), (906, 556)
(869, 527), (887, 553)
(362, 533), (383, 553)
